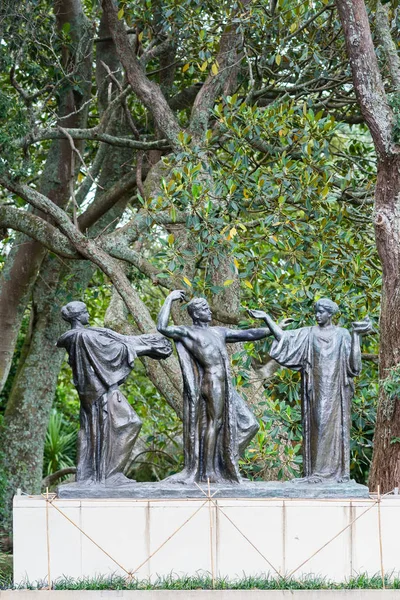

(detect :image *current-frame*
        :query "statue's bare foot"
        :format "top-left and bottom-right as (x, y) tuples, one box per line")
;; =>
(105, 473), (135, 486)
(336, 476), (350, 483)
(162, 469), (197, 485)
(77, 477), (97, 486)
(291, 476), (323, 484)
(307, 476), (323, 484)
(291, 476), (309, 484)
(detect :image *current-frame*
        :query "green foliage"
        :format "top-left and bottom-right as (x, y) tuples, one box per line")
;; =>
(43, 410), (77, 477)
(0, 553), (12, 588)
(0, 92), (30, 177)
(121, 361), (184, 482)
(3, 573), (399, 591)
(380, 362), (400, 422)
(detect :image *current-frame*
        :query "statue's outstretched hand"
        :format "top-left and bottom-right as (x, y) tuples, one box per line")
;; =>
(352, 316), (373, 336)
(280, 318), (295, 329)
(168, 289), (186, 302)
(247, 309), (268, 320)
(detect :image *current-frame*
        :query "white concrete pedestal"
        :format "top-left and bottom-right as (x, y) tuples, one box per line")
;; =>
(13, 494), (400, 585)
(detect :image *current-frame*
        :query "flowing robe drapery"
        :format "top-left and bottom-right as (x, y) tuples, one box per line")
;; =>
(269, 325), (360, 481)
(57, 327), (171, 484)
(175, 327), (259, 483)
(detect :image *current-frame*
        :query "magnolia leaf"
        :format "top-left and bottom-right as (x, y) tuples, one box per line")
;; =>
(183, 277), (192, 287)
(244, 280), (253, 289)
(117, 8), (124, 19)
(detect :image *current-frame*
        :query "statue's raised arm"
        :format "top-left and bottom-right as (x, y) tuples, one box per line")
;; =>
(157, 290), (189, 340)
(257, 297), (372, 485)
(156, 294), (267, 485)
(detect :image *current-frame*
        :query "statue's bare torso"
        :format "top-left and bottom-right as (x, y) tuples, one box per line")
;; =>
(157, 290), (270, 483)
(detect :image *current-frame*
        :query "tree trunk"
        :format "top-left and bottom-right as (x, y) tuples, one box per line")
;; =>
(0, 0), (92, 393)
(335, 0), (400, 492)
(0, 257), (95, 534)
(0, 7), (126, 537)
(369, 156), (400, 492)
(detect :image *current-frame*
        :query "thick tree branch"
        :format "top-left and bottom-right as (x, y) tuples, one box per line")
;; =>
(0, 178), (165, 336)
(168, 84), (202, 111)
(101, 0), (181, 146)
(335, 0), (394, 155)
(0, 191), (270, 329)
(190, 10), (246, 138)
(22, 127), (170, 150)
(42, 467), (76, 489)
(375, 0), (400, 91)
(0, 184), (183, 289)
(0, 206), (79, 258)
(78, 170), (138, 231)
(113, 208), (186, 246)
(140, 38), (173, 67)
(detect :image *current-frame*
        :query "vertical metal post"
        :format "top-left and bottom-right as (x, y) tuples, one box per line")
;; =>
(377, 485), (385, 589)
(45, 488), (51, 590)
(207, 479), (215, 589)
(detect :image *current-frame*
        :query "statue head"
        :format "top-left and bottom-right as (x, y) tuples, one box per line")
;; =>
(61, 301), (90, 326)
(186, 297), (212, 324)
(314, 297), (339, 327)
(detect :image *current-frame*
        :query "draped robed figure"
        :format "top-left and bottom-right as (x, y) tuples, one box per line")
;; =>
(249, 299), (372, 483)
(57, 301), (172, 485)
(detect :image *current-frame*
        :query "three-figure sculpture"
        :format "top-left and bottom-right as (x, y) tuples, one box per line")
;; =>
(57, 293), (371, 491)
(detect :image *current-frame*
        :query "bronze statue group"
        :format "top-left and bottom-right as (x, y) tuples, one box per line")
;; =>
(57, 291), (372, 489)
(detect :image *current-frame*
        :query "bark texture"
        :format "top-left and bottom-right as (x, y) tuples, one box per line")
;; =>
(336, 0), (400, 491)
(0, 0), (92, 392)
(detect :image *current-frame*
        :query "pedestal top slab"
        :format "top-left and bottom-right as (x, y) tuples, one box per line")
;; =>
(57, 479), (369, 499)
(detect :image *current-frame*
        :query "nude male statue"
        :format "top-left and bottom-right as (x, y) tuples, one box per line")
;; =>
(157, 290), (271, 484)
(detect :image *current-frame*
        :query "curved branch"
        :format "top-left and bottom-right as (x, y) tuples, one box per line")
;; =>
(335, 0), (394, 155)
(0, 205), (79, 258)
(375, 0), (400, 91)
(102, 0), (181, 147)
(190, 7), (247, 138)
(22, 128), (170, 150)
(79, 170), (139, 231)
(42, 467), (76, 489)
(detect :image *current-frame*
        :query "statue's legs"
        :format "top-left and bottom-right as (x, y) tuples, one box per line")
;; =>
(202, 369), (225, 482)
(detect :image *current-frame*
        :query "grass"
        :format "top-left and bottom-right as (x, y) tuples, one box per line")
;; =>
(2, 573), (400, 591)
(0, 553), (12, 589)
